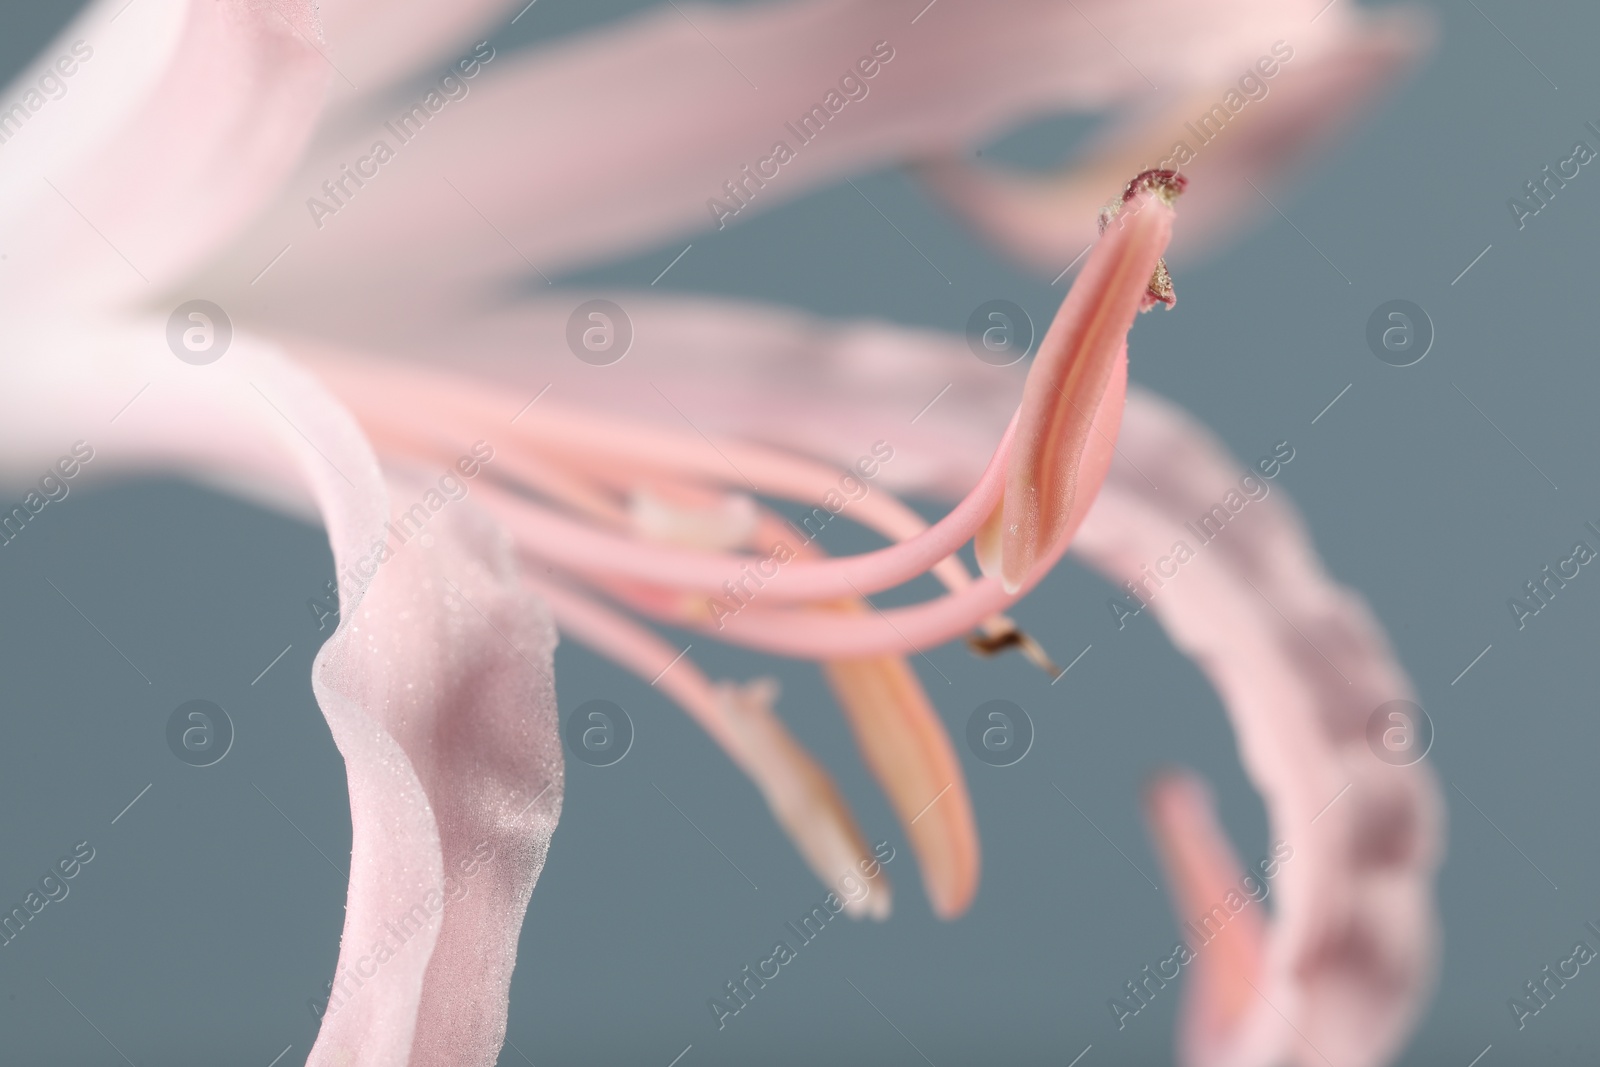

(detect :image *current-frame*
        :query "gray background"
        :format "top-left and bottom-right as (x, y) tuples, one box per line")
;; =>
(1, 0), (1597, 1063)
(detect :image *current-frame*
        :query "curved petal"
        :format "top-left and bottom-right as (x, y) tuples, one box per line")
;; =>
(1143, 771), (1267, 1056)
(320, 472), (561, 1067)
(921, 7), (1432, 274)
(0, 0), (330, 312)
(1071, 388), (1443, 1067)
(211, 0), (1335, 344)
(0, 321), (560, 1067)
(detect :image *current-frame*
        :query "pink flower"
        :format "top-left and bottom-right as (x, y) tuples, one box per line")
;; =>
(0, 1), (1438, 1065)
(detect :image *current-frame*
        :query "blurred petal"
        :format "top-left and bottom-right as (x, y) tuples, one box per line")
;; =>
(1072, 389), (1443, 1067)
(213, 0), (1336, 344)
(1144, 771), (1267, 1052)
(0, 0), (330, 310)
(922, 8), (1432, 274)
(0, 321), (559, 1067)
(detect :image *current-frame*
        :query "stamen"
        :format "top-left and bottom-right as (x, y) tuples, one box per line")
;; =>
(967, 630), (1024, 655)
(527, 573), (888, 917)
(825, 654), (979, 919)
(965, 617), (1061, 676)
(1098, 168), (1187, 310)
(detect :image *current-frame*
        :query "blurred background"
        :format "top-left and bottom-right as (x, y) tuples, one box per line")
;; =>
(0, 0), (1597, 1063)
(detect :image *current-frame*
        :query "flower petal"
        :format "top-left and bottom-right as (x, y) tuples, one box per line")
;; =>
(0, 0), (330, 310)
(922, 7), (1432, 274)
(1143, 771), (1266, 1050)
(211, 0), (1332, 343)
(324, 474), (561, 1067)
(1071, 388), (1443, 1067)
(0, 320), (560, 1067)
